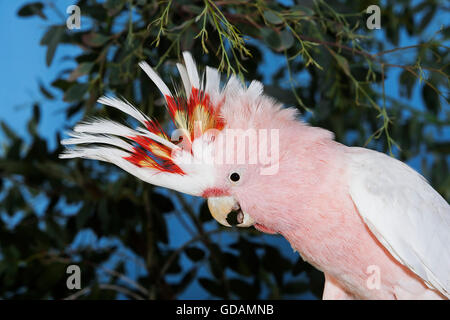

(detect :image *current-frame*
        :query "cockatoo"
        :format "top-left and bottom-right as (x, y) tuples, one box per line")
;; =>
(60, 52), (450, 300)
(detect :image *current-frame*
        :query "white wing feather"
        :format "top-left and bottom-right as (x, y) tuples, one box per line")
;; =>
(347, 147), (450, 298)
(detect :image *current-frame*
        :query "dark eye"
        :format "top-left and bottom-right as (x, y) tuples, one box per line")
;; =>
(229, 172), (240, 182)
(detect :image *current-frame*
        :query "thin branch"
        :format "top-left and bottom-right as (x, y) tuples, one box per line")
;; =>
(64, 284), (145, 300)
(100, 265), (149, 297)
(159, 229), (223, 278)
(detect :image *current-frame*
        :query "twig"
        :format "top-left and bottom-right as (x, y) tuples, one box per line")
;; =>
(159, 229), (223, 278)
(100, 265), (149, 297)
(64, 284), (145, 300)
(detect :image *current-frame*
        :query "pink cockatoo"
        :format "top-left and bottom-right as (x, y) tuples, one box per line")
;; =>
(61, 52), (450, 300)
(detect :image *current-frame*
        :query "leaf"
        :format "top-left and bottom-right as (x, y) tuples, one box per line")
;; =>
(51, 79), (73, 91)
(76, 205), (93, 230)
(78, 62), (95, 75)
(229, 279), (259, 299)
(98, 199), (110, 232)
(280, 29), (294, 50)
(185, 247), (205, 262)
(63, 83), (90, 102)
(304, 266), (325, 298)
(83, 33), (110, 47)
(199, 201), (213, 222)
(104, 0), (126, 11)
(223, 252), (252, 277)
(422, 84), (440, 114)
(174, 267), (198, 295)
(27, 104), (41, 136)
(38, 81), (54, 99)
(283, 280), (309, 294)
(262, 245), (292, 274)
(198, 278), (225, 298)
(41, 26), (65, 66)
(260, 28), (281, 51)
(333, 53), (351, 76)
(1, 121), (19, 141)
(399, 70), (416, 98)
(429, 142), (450, 154)
(18, 2), (46, 19)
(443, 26), (450, 38)
(153, 204), (169, 244)
(291, 5), (314, 16)
(35, 161), (67, 180)
(66, 103), (83, 119)
(263, 11), (283, 25)
(261, 28), (294, 52)
(291, 257), (307, 276)
(4, 187), (26, 216)
(151, 193), (174, 213)
(418, 5), (436, 32)
(69, 62), (95, 81)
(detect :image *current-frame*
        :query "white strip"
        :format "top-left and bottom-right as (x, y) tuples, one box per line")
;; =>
(74, 119), (138, 137)
(176, 63), (191, 98)
(247, 80), (263, 101)
(73, 118), (178, 150)
(138, 61), (172, 97)
(59, 146), (130, 160)
(182, 52), (200, 89)
(61, 132), (134, 151)
(98, 96), (149, 125)
(224, 75), (243, 98)
(205, 66), (220, 96)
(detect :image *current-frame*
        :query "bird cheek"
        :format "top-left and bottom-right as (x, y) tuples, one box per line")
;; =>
(253, 223), (277, 234)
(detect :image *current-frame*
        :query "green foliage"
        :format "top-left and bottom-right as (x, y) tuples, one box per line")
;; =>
(0, 0), (448, 299)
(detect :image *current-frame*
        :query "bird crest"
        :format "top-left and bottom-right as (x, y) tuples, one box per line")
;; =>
(60, 52), (260, 195)
(61, 53), (228, 175)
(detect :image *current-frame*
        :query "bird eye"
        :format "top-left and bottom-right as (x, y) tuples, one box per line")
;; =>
(229, 172), (240, 182)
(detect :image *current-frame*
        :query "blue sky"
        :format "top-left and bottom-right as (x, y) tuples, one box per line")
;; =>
(0, 0), (82, 150)
(0, 0), (448, 299)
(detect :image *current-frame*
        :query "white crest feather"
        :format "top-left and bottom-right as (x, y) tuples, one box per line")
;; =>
(98, 96), (149, 125)
(74, 119), (139, 137)
(59, 146), (130, 161)
(73, 118), (178, 150)
(223, 75), (243, 98)
(61, 51), (271, 197)
(205, 66), (221, 106)
(247, 81), (264, 101)
(61, 132), (133, 152)
(182, 52), (200, 89)
(138, 61), (172, 97)
(176, 63), (191, 98)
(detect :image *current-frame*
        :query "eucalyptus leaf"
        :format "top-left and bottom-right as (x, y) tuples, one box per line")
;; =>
(264, 11), (283, 25)
(63, 83), (90, 102)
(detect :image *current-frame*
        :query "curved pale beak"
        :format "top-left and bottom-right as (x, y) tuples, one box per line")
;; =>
(207, 196), (254, 227)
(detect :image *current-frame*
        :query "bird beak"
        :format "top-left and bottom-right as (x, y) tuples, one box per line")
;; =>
(207, 196), (254, 227)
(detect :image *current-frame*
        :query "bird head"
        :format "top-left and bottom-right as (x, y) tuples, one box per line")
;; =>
(61, 52), (330, 234)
